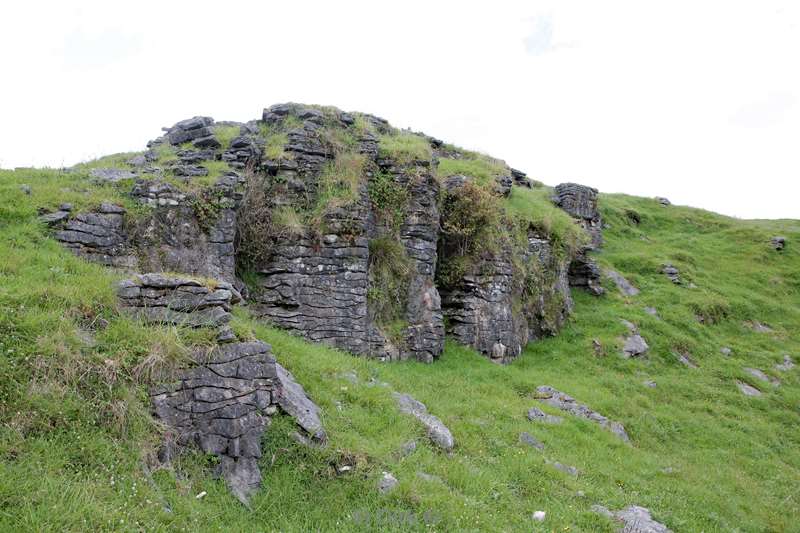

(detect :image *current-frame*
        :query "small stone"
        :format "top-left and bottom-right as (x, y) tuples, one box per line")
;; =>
(20, 184), (31, 195)
(770, 236), (786, 250)
(643, 380), (657, 388)
(677, 352), (698, 368)
(644, 306), (658, 317)
(322, 234), (338, 244)
(775, 355), (794, 372)
(720, 347), (732, 356)
(377, 472), (398, 494)
(749, 321), (773, 333)
(59, 203), (73, 211)
(623, 334), (649, 358)
(398, 440), (417, 457)
(655, 196), (671, 206)
(605, 269), (640, 296)
(620, 319), (637, 332)
(532, 511), (546, 522)
(662, 264), (681, 284)
(216, 326), (236, 343)
(743, 367), (779, 386)
(737, 380), (762, 397)
(526, 407), (563, 424)
(337, 370), (358, 384)
(551, 461), (579, 476)
(519, 431), (544, 450)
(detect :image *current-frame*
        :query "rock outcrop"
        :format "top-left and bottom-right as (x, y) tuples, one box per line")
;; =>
(552, 183), (604, 295)
(152, 340), (325, 504)
(52, 103), (597, 364)
(593, 504), (672, 532)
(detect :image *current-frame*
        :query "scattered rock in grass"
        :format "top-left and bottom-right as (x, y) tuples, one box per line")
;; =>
(535, 386), (630, 442)
(643, 380), (657, 388)
(532, 510), (546, 522)
(89, 167), (138, 183)
(747, 321), (773, 333)
(216, 325), (236, 343)
(662, 264), (681, 284)
(743, 368), (779, 386)
(417, 472), (442, 483)
(337, 370), (359, 384)
(275, 363), (327, 443)
(549, 460), (579, 476)
(527, 407), (563, 424)
(644, 306), (658, 317)
(393, 393), (455, 451)
(39, 208), (71, 226)
(775, 355), (795, 372)
(623, 334), (649, 358)
(20, 184), (31, 195)
(621, 319), (637, 332)
(592, 338), (604, 356)
(770, 236), (786, 251)
(676, 352), (698, 368)
(398, 440), (417, 458)
(519, 431), (545, 450)
(720, 347), (732, 356)
(605, 269), (640, 296)
(593, 505), (672, 532)
(737, 381), (762, 397)
(377, 472), (398, 494)
(655, 197), (671, 206)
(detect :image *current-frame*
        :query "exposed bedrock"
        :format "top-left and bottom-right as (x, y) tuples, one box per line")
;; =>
(54, 202), (137, 268)
(151, 340), (326, 504)
(552, 182), (604, 295)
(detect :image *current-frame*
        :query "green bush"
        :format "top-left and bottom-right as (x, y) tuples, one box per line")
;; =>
(367, 237), (412, 326)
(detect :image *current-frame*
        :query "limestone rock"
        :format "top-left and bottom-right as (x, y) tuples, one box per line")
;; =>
(770, 236), (786, 250)
(55, 204), (137, 268)
(393, 392), (454, 451)
(552, 183), (604, 293)
(377, 472), (399, 494)
(737, 380), (761, 397)
(743, 367), (779, 386)
(526, 407), (563, 424)
(519, 431), (544, 450)
(720, 347), (732, 356)
(275, 362), (327, 443)
(594, 505), (672, 532)
(775, 355), (794, 371)
(662, 264), (681, 284)
(116, 273), (240, 327)
(89, 167), (138, 182)
(605, 269), (640, 296)
(535, 386), (629, 442)
(655, 197), (671, 206)
(623, 334), (649, 358)
(151, 340), (324, 504)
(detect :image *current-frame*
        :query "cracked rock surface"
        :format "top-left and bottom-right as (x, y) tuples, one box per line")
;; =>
(393, 392), (454, 451)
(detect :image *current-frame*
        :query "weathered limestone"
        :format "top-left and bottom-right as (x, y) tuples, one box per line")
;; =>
(605, 269), (640, 296)
(737, 381), (762, 397)
(770, 236), (786, 250)
(775, 355), (794, 371)
(552, 183), (604, 295)
(393, 392), (454, 451)
(662, 264), (681, 284)
(593, 505), (672, 532)
(535, 385), (629, 442)
(55, 203), (137, 268)
(621, 319), (649, 358)
(151, 340), (325, 504)
(117, 273), (241, 327)
(527, 406), (564, 424)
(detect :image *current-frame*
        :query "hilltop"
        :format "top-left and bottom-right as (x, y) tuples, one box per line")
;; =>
(0, 104), (798, 531)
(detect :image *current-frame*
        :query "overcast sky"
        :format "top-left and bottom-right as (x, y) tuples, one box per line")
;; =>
(1, 1), (797, 219)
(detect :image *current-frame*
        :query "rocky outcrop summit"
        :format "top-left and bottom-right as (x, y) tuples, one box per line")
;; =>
(51, 103), (605, 364)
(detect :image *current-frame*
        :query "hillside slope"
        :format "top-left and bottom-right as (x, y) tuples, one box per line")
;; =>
(1, 166), (799, 530)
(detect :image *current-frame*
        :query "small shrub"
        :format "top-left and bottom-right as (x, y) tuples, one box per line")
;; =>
(213, 125), (241, 150)
(235, 172), (275, 270)
(368, 237), (412, 326)
(367, 171), (408, 230)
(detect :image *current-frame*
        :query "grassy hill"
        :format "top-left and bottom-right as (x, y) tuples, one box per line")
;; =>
(1, 167), (798, 531)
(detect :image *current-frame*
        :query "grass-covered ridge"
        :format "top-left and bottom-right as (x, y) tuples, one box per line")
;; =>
(2, 166), (800, 531)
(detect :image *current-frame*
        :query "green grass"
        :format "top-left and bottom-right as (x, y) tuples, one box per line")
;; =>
(1, 167), (799, 531)
(213, 124), (241, 150)
(436, 154), (506, 186)
(378, 131), (432, 164)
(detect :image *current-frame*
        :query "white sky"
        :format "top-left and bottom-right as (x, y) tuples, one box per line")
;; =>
(1, 1), (798, 219)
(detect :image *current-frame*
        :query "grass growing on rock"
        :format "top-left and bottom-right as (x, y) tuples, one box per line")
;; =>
(378, 131), (432, 164)
(1, 167), (799, 531)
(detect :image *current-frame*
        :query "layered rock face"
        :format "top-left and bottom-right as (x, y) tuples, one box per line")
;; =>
(552, 183), (604, 295)
(116, 273), (325, 503)
(53, 103), (599, 364)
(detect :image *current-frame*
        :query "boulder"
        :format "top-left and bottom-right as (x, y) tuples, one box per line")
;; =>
(593, 505), (672, 532)
(770, 236), (786, 250)
(605, 269), (640, 296)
